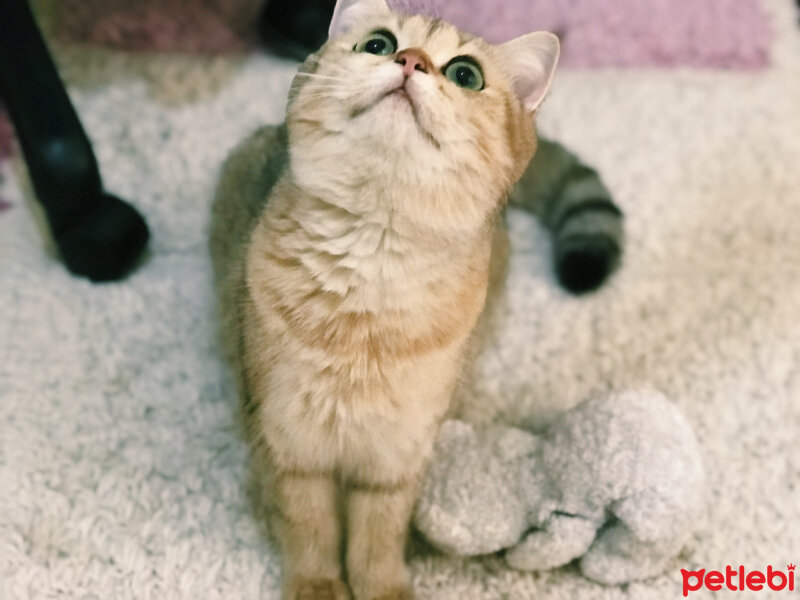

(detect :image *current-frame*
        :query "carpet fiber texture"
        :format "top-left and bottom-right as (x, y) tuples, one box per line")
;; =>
(1, 1), (799, 598)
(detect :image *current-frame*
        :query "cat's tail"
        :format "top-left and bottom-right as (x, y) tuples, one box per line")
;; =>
(509, 137), (625, 294)
(509, 137), (624, 294)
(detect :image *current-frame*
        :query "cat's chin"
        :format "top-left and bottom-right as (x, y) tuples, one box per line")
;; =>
(388, 88), (411, 102)
(377, 87), (415, 112)
(377, 92), (441, 148)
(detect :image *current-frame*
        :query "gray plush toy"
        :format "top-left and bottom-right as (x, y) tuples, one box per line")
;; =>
(414, 390), (706, 584)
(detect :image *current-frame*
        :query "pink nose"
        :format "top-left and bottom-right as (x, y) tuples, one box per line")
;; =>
(396, 48), (433, 77)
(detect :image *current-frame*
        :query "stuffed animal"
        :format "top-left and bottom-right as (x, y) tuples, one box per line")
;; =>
(414, 390), (706, 584)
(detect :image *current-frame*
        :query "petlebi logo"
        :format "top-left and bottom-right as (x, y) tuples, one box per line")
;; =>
(681, 563), (796, 596)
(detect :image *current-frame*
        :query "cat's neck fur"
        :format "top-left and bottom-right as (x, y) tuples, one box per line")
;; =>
(257, 169), (496, 314)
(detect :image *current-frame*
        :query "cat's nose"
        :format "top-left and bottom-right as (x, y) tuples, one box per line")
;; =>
(396, 48), (433, 77)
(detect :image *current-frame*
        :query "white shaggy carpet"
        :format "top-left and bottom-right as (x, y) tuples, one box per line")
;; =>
(1, 2), (799, 598)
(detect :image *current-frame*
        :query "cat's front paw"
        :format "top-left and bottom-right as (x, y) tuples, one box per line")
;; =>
(284, 577), (352, 600)
(349, 569), (412, 600)
(371, 589), (413, 600)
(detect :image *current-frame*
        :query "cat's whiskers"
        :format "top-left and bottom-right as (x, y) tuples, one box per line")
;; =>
(304, 55), (350, 74)
(295, 90), (353, 106)
(296, 86), (351, 95)
(295, 73), (350, 83)
(294, 82), (355, 97)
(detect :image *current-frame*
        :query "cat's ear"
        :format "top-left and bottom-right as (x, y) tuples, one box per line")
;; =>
(499, 31), (560, 113)
(329, 0), (392, 39)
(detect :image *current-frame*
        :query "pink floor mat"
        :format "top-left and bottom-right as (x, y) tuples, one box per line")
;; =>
(393, 0), (772, 69)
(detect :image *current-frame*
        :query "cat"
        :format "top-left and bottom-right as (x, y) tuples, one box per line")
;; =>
(210, 0), (622, 597)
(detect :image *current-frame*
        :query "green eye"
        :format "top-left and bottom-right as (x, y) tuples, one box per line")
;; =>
(444, 58), (485, 91)
(355, 31), (397, 56)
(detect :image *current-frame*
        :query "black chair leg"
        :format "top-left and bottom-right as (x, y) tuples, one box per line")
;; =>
(258, 0), (335, 60)
(0, 0), (149, 282)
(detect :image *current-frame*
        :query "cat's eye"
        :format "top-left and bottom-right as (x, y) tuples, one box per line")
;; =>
(354, 30), (398, 56)
(444, 58), (485, 91)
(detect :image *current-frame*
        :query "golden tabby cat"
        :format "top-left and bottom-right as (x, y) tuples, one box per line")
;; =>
(211, 0), (559, 597)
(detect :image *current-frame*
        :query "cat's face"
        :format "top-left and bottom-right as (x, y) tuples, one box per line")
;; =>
(286, 0), (559, 232)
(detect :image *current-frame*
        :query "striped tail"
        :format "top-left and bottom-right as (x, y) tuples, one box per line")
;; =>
(509, 137), (624, 294)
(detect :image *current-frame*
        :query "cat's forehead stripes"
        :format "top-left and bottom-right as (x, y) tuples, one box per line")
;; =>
(392, 14), (484, 67)
(424, 18), (443, 40)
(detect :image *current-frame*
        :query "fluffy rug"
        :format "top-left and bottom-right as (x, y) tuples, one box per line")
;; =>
(1, 1), (799, 599)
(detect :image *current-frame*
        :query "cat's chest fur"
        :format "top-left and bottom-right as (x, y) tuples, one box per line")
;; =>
(245, 179), (493, 386)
